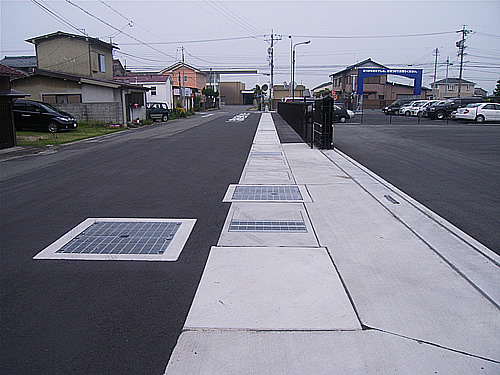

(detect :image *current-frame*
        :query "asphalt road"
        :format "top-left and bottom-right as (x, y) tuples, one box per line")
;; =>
(334, 110), (500, 255)
(0, 106), (259, 374)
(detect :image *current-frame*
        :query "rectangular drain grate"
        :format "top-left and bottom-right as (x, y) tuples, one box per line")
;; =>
(250, 152), (283, 156)
(229, 220), (307, 232)
(57, 221), (181, 255)
(232, 185), (302, 201)
(33, 218), (197, 261)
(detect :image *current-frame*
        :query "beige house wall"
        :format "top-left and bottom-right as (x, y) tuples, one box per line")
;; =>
(36, 37), (113, 80)
(11, 75), (81, 101)
(431, 83), (475, 99)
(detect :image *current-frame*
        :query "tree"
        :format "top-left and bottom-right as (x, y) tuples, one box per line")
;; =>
(493, 79), (500, 97)
(202, 87), (219, 109)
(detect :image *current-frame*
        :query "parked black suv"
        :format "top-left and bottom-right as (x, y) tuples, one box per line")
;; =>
(13, 99), (78, 132)
(147, 102), (171, 122)
(382, 99), (414, 115)
(426, 97), (485, 120)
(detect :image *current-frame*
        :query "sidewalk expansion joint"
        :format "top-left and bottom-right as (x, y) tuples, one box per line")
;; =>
(182, 328), (364, 333)
(322, 149), (500, 310)
(324, 246), (365, 329)
(329, 149), (499, 268)
(370, 326), (500, 364)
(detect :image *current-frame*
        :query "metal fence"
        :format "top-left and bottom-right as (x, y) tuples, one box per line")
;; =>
(277, 97), (335, 149)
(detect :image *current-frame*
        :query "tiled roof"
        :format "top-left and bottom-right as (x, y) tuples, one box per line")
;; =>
(0, 64), (27, 77)
(0, 56), (36, 72)
(114, 75), (171, 83)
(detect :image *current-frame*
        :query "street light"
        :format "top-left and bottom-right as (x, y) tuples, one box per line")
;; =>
(291, 39), (310, 101)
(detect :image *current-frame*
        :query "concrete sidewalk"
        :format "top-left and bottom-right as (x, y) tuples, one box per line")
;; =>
(165, 113), (500, 374)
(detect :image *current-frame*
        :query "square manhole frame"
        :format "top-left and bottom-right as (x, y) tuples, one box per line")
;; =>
(223, 185), (312, 203)
(34, 218), (196, 261)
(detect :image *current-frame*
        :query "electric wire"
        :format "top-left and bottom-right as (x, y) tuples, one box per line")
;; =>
(31, 0), (86, 36)
(64, 0), (177, 61)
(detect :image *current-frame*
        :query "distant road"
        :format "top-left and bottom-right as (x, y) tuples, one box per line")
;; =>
(334, 111), (500, 255)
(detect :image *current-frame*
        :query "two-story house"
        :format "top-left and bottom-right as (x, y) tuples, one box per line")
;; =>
(161, 62), (207, 109)
(430, 78), (476, 99)
(10, 31), (148, 125)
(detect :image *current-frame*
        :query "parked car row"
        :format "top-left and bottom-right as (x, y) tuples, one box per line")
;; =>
(451, 103), (500, 123)
(383, 96), (493, 121)
(12, 99), (174, 133)
(397, 100), (440, 117)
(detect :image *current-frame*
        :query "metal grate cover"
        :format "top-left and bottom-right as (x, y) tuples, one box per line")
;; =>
(229, 220), (307, 232)
(33, 218), (196, 261)
(57, 221), (180, 255)
(232, 185), (302, 201)
(250, 152), (283, 156)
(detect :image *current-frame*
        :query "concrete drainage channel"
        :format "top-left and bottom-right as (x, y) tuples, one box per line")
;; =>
(164, 113), (361, 373)
(165, 113), (500, 374)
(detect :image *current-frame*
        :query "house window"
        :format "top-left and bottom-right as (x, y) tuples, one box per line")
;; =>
(150, 86), (157, 96)
(99, 54), (106, 73)
(378, 95), (385, 100)
(447, 84), (455, 91)
(184, 75), (188, 82)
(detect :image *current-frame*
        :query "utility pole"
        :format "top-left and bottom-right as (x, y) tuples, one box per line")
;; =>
(433, 48), (439, 87)
(456, 25), (472, 97)
(181, 46), (185, 109)
(445, 57), (453, 98)
(265, 30), (282, 110)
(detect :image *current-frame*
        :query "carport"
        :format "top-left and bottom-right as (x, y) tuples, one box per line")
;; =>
(0, 64), (28, 149)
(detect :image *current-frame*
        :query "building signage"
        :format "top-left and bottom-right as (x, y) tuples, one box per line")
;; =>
(357, 68), (423, 96)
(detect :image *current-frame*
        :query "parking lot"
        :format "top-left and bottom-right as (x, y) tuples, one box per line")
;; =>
(334, 110), (500, 254)
(348, 108), (500, 126)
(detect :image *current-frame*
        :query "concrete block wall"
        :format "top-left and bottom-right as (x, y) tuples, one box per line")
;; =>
(55, 102), (123, 124)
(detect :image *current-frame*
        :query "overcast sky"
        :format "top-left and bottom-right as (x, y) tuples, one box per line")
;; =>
(2, 0), (499, 93)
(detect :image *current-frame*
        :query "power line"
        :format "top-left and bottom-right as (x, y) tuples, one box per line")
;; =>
(201, 0), (261, 36)
(64, 0), (177, 61)
(31, 0), (86, 36)
(293, 31), (456, 39)
(118, 35), (263, 46)
(215, 1), (263, 35)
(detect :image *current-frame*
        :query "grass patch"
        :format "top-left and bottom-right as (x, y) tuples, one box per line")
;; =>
(16, 122), (124, 147)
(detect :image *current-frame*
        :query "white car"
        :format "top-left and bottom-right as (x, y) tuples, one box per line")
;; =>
(417, 100), (439, 117)
(453, 103), (500, 123)
(408, 100), (431, 116)
(398, 101), (417, 116)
